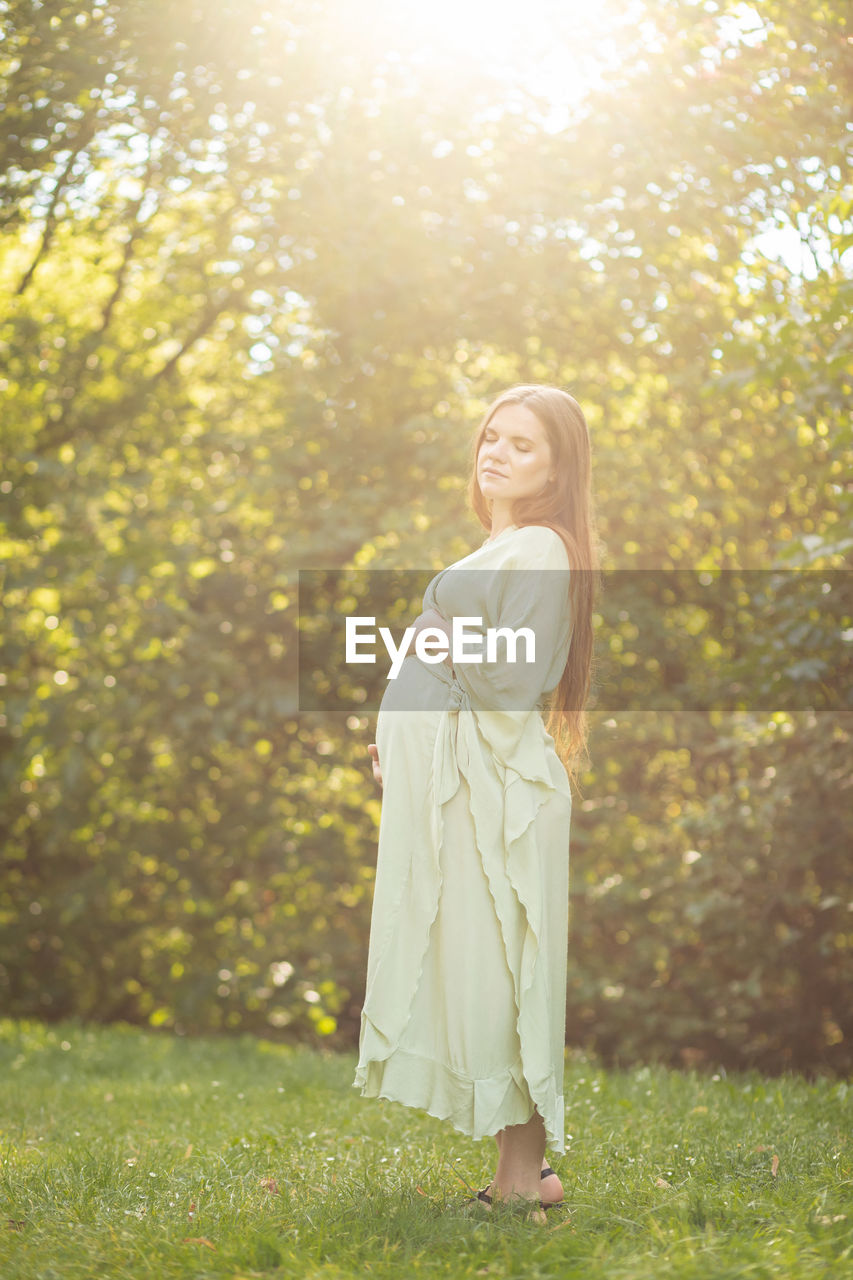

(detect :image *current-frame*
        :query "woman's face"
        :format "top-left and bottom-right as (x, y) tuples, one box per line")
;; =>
(477, 403), (553, 504)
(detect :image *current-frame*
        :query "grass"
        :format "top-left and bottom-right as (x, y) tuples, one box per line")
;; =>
(0, 1017), (850, 1279)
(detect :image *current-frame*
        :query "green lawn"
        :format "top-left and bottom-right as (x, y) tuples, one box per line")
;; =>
(1, 1017), (850, 1279)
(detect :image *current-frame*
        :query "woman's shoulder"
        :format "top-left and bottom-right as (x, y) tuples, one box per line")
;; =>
(506, 524), (571, 570)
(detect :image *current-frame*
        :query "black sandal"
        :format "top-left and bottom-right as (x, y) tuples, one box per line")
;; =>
(465, 1165), (564, 1212)
(465, 1174), (563, 1213)
(465, 1187), (548, 1212)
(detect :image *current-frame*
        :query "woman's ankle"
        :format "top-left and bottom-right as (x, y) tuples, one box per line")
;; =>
(491, 1175), (543, 1202)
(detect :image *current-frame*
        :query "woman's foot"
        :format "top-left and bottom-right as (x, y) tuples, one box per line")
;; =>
(482, 1162), (562, 1205)
(471, 1184), (547, 1226)
(539, 1163), (564, 1207)
(479, 1117), (562, 1222)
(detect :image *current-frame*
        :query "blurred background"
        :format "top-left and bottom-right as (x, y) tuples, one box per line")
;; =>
(1, 0), (850, 1074)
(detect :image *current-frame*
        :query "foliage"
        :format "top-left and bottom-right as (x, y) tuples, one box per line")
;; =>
(0, 0), (851, 1068)
(568, 709), (852, 1075)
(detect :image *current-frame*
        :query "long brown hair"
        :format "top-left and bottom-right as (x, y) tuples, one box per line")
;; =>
(467, 384), (604, 793)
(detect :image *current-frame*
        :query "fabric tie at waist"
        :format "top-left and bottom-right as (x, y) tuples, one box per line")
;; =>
(432, 677), (474, 809)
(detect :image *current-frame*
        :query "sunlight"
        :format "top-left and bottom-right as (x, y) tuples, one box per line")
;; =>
(359, 0), (641, 123)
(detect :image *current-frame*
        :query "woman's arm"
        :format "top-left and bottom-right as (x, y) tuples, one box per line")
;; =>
(450, 527), (572, 713)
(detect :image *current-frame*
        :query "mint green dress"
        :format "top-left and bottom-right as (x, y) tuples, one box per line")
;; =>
(354, 523), (574, 1153)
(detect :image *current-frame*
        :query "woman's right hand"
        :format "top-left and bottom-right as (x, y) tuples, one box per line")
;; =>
(368, 743), (383, 789)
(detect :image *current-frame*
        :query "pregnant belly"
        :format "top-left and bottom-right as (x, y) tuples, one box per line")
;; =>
(375, 656), (453, 786)
(377, 653), (454, 717)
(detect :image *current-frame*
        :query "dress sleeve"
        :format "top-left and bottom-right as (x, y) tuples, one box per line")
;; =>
(449, 525), (573, 714)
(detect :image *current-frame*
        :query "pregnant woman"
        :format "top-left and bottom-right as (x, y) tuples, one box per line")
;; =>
(354, 384), (601, 1222)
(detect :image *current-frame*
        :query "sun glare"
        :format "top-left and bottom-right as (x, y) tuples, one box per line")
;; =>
(359, 0), (640, 124)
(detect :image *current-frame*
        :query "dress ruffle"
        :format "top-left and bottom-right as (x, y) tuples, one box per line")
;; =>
(355, 1036), (546, 1142)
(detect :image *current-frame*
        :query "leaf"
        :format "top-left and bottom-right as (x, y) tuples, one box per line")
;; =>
(655, 1177), (671, 1188)
(260, 1177), (279, 1194)
(181, 1237), (217, 1250)
(771, 1155), (779, 1178)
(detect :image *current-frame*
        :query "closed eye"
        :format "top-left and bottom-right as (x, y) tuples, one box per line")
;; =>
(484, 431), (532, 452)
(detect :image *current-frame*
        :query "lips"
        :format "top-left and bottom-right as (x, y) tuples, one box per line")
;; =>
(481, 467), (507, 478)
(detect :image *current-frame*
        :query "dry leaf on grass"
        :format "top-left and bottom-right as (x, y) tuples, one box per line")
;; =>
(655, 1177), (671, 1188)
(260, 1177), (280, 1194)
(181, 1236), (216, 1250)
(771, 1155), (780, 1178)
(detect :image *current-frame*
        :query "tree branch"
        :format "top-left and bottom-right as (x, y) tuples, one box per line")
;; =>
(15, 121), (97, 296)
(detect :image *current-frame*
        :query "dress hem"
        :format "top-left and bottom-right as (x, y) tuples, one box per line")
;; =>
(353, 1040), (566, 1155)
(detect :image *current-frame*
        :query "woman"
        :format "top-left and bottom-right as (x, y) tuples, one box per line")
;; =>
(354, 384), (601, 1221)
